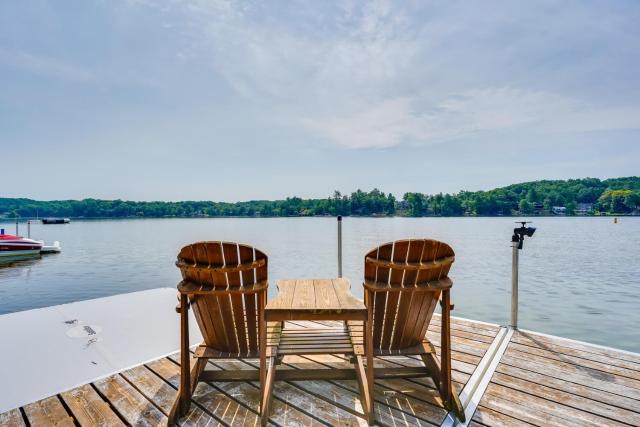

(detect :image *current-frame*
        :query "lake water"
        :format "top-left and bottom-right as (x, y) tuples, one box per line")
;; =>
(1, 217), (638, 352)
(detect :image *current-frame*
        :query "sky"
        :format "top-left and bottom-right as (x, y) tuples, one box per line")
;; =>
(1, 0), (639, 202)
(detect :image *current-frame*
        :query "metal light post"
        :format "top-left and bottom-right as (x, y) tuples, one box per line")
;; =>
(510, 239), (519, 328)
(337, 216), (343, 278)
(510, 221), (536, 329)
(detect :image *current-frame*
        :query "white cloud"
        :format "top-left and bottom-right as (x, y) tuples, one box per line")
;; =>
(135, 0), (640, 148)
(301, 88), (640, 148)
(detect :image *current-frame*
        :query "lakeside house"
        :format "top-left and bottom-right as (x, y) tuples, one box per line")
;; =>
(575, 202), (594, 215)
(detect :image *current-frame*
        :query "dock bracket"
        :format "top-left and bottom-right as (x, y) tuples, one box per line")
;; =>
(440, 326), (514, 427)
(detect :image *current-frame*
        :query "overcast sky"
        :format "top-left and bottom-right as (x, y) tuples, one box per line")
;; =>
(1, 1), (639, 201)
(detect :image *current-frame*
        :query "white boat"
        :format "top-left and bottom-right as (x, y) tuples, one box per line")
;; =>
(0, 231), (44, 257)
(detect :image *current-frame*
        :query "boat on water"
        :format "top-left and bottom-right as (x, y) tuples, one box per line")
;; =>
(0, 231), (43, 257)
(41, 218), (70, 224)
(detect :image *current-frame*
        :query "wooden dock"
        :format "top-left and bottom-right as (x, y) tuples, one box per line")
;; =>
(1, 315), (639, 426)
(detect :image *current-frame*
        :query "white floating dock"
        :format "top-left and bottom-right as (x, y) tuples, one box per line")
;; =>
(0, 288), (202, 413)
(41, 241), (61, 254)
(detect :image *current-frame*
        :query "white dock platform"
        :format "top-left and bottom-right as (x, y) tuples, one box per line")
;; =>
(0, 288), (201, 414)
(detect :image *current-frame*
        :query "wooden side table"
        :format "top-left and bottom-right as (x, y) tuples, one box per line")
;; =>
(264, 278), (373, 424)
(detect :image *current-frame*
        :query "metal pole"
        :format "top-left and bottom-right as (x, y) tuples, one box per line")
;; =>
(337, 216), (343, 278)
(510, 241), (519, 328)
(27, 220), (31, 238)
(15, 217), (19, 235)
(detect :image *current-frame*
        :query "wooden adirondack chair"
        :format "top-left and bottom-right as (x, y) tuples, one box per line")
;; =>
(358, 239), (465, 422)
(169, 241), (277, 426)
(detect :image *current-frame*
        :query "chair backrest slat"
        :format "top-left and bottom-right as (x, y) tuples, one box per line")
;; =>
(368, 243), (392, 348)
(239, 244), (259, 353)
(364, 239), (454, 351)
(176, 241), (268, 354)
(223, 243), (248, 354)
(380, 241), (410, 348)
(391, 240), (425, 348)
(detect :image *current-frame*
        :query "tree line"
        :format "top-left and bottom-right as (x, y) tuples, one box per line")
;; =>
(1, 177), (638, 219)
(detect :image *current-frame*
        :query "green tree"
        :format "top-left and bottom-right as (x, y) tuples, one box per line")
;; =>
(518, 199), (533, 215)
(624, 192), (640, 212)
(403, 193), (426, 216)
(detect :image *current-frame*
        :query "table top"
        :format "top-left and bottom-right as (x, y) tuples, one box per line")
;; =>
(265, 278), (367, 321)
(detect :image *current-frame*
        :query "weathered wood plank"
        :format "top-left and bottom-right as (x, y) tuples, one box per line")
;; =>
(332, 279), (365, 312)
(313, 279), (340, 310)
(511, 333), (640, 372)
(270, 355), (439, 426)
(354, 354), (467, 392)
(508, 342), (640, 381)
(268, 280), (297, 310)
(297, 354), (448, 425)
(22, 396), (74, 427)
(472, 405), (535, 427)
(292, 279), (316, 311)
(265, 279), (366, 320)
(484, 382), (630, 427)
(121, 366), (176, 414)
(0, 408), (26, 427)
(427, 330), (490, 353)
(120, 365), (221, 426)
(479, 388), (575, 427)
(511, 331), (640, 365)
(60, 384), (125, 426)
(147, 357), (261, 426)
(167, 353), (327, 426)
(432, 347), (483, 366)
(491, 371), (640, 425)
(432, 314), (500, 334)
(502, 350), (640, 399)
(429, 325), (497, 344)
(495, 362), (640, 413)
(258, 376), (362, 426)
(202, 358), (327, 426)
(93, 374), (167, 426)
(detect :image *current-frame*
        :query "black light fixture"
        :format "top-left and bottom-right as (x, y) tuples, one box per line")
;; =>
(512, 221), (536, 250)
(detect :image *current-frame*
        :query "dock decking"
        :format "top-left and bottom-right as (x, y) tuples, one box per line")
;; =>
(1, 316), (639, 427)
(472, 329), (640, 427)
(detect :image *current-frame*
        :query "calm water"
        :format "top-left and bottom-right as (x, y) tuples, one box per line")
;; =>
(1, 217), (638, 352)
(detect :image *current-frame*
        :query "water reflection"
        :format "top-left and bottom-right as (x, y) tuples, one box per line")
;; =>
(0, 255), (42, 271)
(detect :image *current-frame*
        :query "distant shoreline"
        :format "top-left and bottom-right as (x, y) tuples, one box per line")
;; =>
(2, 176), (639, 219)
(1, 213), (638, 223)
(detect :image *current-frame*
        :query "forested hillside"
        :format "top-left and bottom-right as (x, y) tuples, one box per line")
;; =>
(1, 177), (638, 219)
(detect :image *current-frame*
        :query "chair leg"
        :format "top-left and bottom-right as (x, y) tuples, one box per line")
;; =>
(440, 290), (452, 407)
(169, 294), (192, 425)
(364, 294), (375, 425)
(354, 354), (373, 425)
(260, 354), (277, 427)
(439, 290), (466, 422)
(259, 293), (270, 426)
